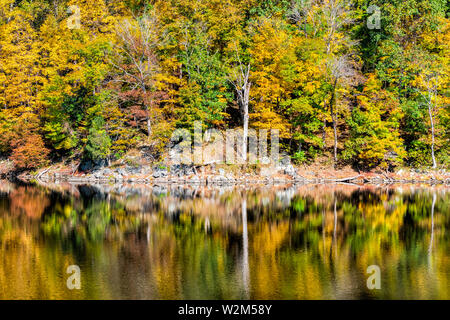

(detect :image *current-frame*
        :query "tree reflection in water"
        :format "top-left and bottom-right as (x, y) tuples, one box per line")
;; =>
(0, 181), (449, 299)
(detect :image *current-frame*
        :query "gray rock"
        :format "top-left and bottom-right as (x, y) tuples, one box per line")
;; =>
(170, 164), (195, 177)
(153, 166), (168, 178)
(169, 143), (184, 160)
(208, 175), (229, 185)
(117, 168), (127, 176)
(284, 164), (297, 177)
(93, 171), (103, 179)
(280, 156), (291, 166)
(80, 160), (93, 172)
(126, 165), (142, 174)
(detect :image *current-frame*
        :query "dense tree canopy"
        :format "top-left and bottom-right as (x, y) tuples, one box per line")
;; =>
(0, 0), (448, 169)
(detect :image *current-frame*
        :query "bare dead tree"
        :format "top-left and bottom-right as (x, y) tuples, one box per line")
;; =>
(323, 0), (355, 56)
(421, 73), (440, 169)
(229, 48), (251, 162)
(289, 0), (317, 37)
(328, 54), (359, 164)
(321, 0), (358, 165)
(110, 13), (164, 139)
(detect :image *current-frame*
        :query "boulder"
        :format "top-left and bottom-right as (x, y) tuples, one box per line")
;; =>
(284, 164), (297, 177)
(153, 166), (168, 178)
(117, 168), (127, 176)
(126, 165), (142, 174)
(79, 160), (93, 172)
(170, 164), (195, 177)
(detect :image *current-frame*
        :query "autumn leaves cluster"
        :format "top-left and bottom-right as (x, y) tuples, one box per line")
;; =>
(0, 0), (448, 170)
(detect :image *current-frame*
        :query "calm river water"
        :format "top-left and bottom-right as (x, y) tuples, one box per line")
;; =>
(0, 180), (448, 299)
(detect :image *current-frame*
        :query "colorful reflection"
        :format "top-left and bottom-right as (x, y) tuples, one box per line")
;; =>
(0, 181), (449, 299)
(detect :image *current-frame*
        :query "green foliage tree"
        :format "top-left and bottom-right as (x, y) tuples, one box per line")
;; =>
(85, 117), (112, 161)
(344, 74), (406, 169)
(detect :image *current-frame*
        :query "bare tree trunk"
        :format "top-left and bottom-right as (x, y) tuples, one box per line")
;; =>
(147, 114), (152, 138)
(230, 52), (251, 163)
(329, 81), (338, 165)
(331, 104), (338, 164)
(242, 80), (250, 162)
(243, 103), (248, 162)
(322, 119), (326, 147)
(321, 0), (357, 165)
(143, 85), (152, 139)
(113, 14), (162, 142)
(428, 103), (437, 169)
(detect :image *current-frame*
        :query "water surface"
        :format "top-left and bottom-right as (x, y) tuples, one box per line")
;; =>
(0, 181), (448, 299)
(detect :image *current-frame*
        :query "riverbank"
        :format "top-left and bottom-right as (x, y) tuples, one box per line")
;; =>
(2, 158), (448, 185)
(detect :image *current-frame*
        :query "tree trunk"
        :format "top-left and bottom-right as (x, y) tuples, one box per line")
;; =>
(428, 103), (437, 169)
(242, 68), (251, 164)
(142, 85), (152, 139)
(322, 118), (326, 147)
(331, 105), (337, 164)
(147, 113), (152, 138)
(330, 81), (338, 165)
(243, 101), (248, 162)
(230, 58), (251, 162)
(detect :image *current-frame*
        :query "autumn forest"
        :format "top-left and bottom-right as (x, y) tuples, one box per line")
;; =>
(0, 0), (449, 171)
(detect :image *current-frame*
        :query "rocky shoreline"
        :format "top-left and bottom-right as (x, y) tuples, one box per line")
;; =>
(5, 161), (449, 186)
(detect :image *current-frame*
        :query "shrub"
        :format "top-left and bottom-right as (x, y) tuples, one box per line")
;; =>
(10, 134), (50, 169)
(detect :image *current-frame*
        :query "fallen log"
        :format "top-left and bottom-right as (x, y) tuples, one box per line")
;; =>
(322, 174), (362, 182)
(36, 166), (52, 181)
